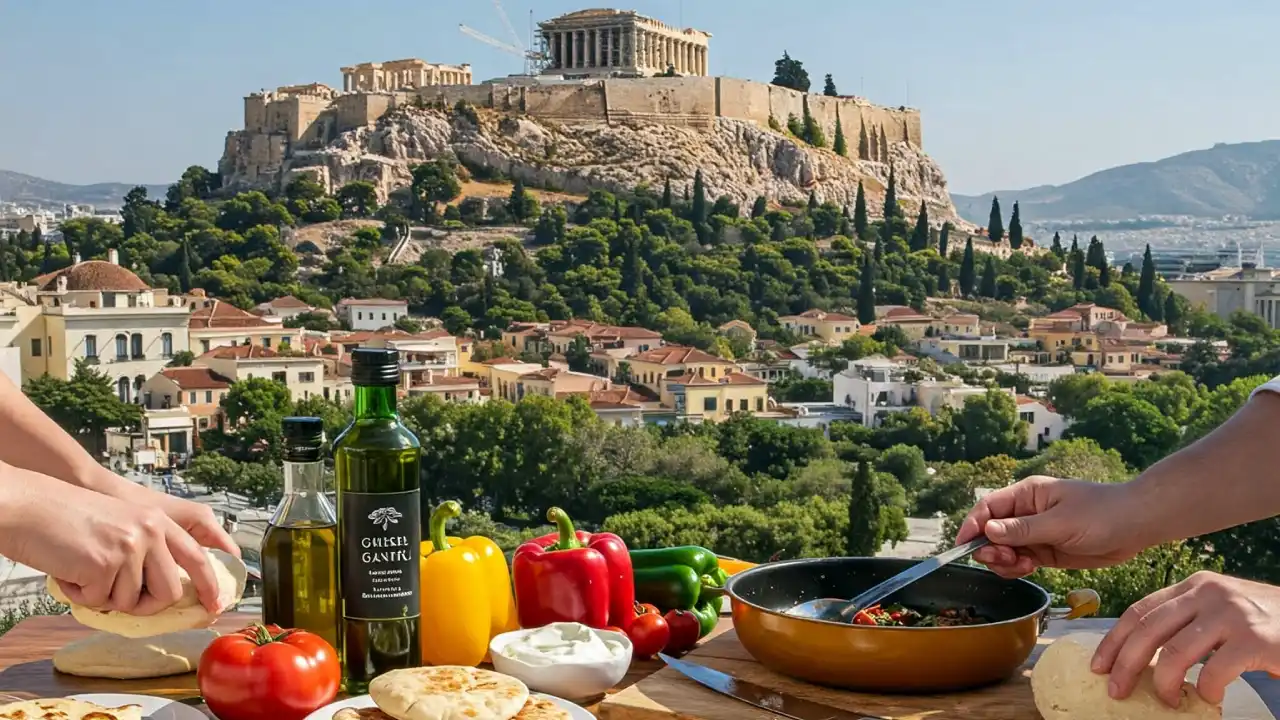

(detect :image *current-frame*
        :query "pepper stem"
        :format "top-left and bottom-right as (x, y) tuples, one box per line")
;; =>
(430, 501), (461, 552)
(546, 507), (581, 550)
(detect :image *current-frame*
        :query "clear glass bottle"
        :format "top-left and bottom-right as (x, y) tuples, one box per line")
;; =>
(333, 348), (422, 693)
(261, 416), (339, 648)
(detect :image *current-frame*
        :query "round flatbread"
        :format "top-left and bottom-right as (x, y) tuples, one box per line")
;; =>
(333, 710), (394, 720)
(512, 696), (571, 720)
(368, 666), (529, 720)
(53, 628), (219, 679)
(1033, 632), (1220, 720)
(46, 548), (246, 639)
(0, 697), (143, 720)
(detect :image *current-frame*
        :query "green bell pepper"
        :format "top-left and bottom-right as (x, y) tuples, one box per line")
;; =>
(631, 546), (728, 638)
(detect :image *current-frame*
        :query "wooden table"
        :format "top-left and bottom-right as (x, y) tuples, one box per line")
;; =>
(0, 616), (1276, 719)
(0, 614), (735, 718)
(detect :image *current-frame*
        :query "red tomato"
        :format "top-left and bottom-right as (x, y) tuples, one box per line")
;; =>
(662, 609), (701, 655)
(627, 612), (670, 658)
(603, 625), (627, 636)
(852, 610), (877, 626)
(634, 601), (661, 616)
(198, 624), (340, 720)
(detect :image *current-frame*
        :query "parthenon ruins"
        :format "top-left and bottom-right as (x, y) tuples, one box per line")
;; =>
(339, 58), (472, 92)
(538, 9), (711, 78)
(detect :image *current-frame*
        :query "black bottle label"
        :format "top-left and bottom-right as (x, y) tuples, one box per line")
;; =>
(340, 489), (421, 621)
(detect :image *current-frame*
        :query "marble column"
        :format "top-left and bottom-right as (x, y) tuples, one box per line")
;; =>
(342, 74), (351, 92)
(567, 31), (576, 69)
(701, 47), (708, 75)
(595, 28), (603, 67)
(685, 43), (693, 74)
(603, 27), (612, 67)
(640, 31), (649, 69)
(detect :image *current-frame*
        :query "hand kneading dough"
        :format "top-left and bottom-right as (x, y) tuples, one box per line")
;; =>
(368, 666), (530, 720)
(46, 548), (246, 638)
(0, 697), (143, 720)
(53, 628), (220, 679)
(1033, 632), (1271, 720)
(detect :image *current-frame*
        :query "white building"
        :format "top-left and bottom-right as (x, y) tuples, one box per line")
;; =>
(832, 357), (916, 427)
(198, 345), (324, 402)
(187, 293), (300, 354)
(1016, 396), (1069, 451)
(336, 298), (410, 332)
(987, 363), (1076, 385)
(25, 252), (191, 402)
(253, 295), (321, 322)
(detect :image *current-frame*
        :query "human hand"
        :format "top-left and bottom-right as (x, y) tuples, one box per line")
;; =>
(0, 465), (224, 616)
(955, 475), (1149, 578)
(1092, 571), (1280, 707)
(98, 468), (240, 558)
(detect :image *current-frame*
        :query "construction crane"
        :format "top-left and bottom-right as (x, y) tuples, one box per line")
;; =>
(458, 0), (546, 75)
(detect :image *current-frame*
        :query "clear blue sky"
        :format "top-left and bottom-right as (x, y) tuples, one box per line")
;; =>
(2, 0), (1278, 195)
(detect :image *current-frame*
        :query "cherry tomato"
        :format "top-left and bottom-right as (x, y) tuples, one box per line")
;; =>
(662, 609), (701, 655)
(852, 610), (877, 626)
(603, 625), (627, 636)
(627, 612), (670, 658)
(198, 624), (340, 720)
(635, 601), (661, 616)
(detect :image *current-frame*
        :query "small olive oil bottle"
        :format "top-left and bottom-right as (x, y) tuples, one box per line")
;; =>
(261, 416), (339, 648)
(333, 348), (422, 693)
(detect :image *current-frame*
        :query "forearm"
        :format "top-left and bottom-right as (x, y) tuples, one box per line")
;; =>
(0, 373), (133, 497)
(1127, 389), (1280, 545)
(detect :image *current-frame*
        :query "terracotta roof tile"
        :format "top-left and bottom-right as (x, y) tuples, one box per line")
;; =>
(190, 300), (274, 330)
(200, 345), (280, 360)
(630, 345), (726, 365)
(35, 260), (150, 292)
(161, 367), (233, 390)
(265, 295), (310, 309)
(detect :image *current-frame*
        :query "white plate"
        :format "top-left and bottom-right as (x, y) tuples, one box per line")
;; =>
(66, 693), (206, 720)
(305, 692), (595, 720)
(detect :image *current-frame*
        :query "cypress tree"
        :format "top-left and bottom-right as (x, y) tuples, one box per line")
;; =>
(1070, 234), (1079, 255)
(874, 237), (883, 261)
(938, 222), (951, 257)
(690, 169), (707, 224)
(1122, 262), (1136, 276)
(877, 124), (889, 161)
(39, 236), (52, 273)
(1050, 231), (1064, 258)
(1163, 293), (1182, 329)
(1138, 244), (1157, 317)
(770, 221), (788, 242)
(959, 238), (976, 295)
(30, 227), (43, 253)
(1099, 259), (1111, 287)
(823, 73), (838, 97)
(936, 261), (951, 296)
(833, 109), (848, 156)
(1151, 288), (1166, 321)
(0, 240), (8, 282)
(662, 177), (673, 208)
(808, 190), (818, 212)
(857, 253), (877, 324)
(1086, 236), (1105, 269)
(751, 195), (767, 218)
(847, 461), (881, 557)
(980, 255), (998, 297)
(883, 165), (898, 221)
(909, 201), (929, 252)
(987, 196), (1004, 243)
(14, 230), (29, 254)
(1072, 250), (1086, 290)
(612, 196), (623, 223)
(853, 180), (868, 238)
(1008, 201), (1023, 250)
(508, 177), (528, 220)
(177, 240), (195, 292)
(801, 96), (826, 148)
(858, 119), (870, 160)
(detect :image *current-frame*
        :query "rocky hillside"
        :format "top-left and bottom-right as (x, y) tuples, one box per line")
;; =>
(223, 107), (969, 227)
(952, 140), (1280, 222)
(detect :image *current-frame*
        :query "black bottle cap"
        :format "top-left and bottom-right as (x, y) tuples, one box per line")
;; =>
(350, 348), (401, 386)
(282, 417), (325, 462)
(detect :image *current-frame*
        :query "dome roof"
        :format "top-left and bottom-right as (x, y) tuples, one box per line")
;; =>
(35, 261), (149, 293)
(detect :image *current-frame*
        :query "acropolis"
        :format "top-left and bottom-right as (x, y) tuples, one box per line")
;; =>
(538, 9), (711, 78)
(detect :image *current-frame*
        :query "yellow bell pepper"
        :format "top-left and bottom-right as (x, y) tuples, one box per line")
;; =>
(419, 500), (519, 666)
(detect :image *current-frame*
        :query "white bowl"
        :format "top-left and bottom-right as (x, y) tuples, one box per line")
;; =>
(489, 624), (633, 701)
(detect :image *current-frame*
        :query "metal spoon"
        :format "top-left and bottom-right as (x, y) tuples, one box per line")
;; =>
(785, 536), (991, 622)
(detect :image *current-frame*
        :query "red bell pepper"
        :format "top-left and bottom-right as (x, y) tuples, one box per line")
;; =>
(512, 507), (635, 631)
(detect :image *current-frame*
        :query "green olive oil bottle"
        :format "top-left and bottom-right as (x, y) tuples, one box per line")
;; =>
(332, 348), (422, 693)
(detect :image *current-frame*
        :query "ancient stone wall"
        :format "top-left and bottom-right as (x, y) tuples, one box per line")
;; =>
(521, 83), (608, 123)
(604, 76), (717, 129)
(336, 93), (395, 133)
(714, 77), (771, 127)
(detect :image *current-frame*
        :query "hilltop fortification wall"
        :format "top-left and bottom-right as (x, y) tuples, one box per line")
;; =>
(224, 76), (923, 187)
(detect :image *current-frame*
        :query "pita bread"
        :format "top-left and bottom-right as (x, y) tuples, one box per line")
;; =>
(511, 696), (571, 720)
(368, 666), (529, 720)
(333, 709), (395, 720)
(53, 628), (219, 679)
(0, 697), (143, 720)
(46, 548), (246, 638)
(1033, 633), (1225, 720)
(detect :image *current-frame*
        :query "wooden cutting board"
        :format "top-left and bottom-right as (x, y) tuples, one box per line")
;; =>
(0, 613), (258, 702)
(599, 618), (1280, 720)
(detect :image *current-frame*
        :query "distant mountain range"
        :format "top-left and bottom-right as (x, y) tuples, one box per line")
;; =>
(0, 170), (167, 209)
(951, 140), (1280, 223)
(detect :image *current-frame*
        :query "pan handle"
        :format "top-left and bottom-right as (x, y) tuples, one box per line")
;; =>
(1040, 588), (1101, 633)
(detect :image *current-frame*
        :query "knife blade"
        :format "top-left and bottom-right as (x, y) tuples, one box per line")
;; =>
(658, 654), (890, 720)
